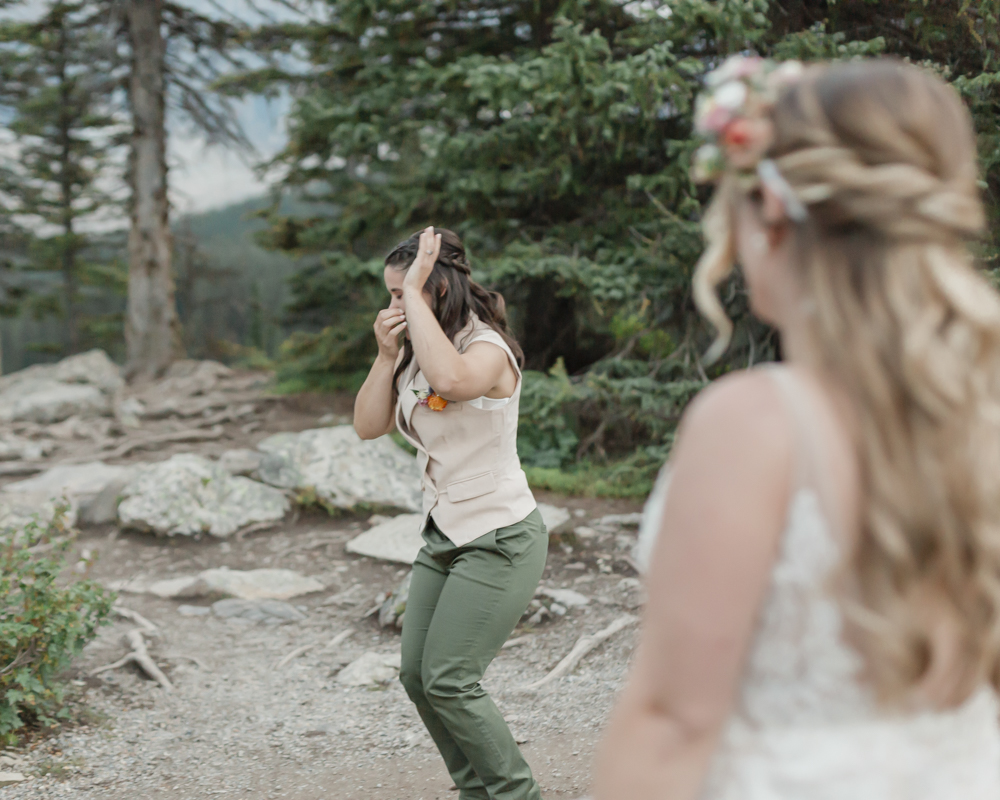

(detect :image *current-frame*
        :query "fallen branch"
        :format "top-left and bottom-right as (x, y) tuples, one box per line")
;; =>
(191, 403), (256, 430)
(520, 614), (638, 692)
(90, 629), (174, 692)
(502, 636), (532, 650)
(320, 584), (363, 606)
(99, 426), (225, 460)
(275, 644), (315, 670)
(112, 605), (159, 635)
(234, 520), (280, 541)
(321, 629), (354, 652)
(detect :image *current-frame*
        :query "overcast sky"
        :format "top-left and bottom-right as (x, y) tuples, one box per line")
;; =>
(10, 0), (299, 218)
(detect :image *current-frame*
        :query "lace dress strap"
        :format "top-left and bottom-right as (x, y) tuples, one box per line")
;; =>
(762, 365), (846, 546)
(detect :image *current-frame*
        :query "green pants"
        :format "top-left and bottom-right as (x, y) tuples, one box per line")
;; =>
(400, 508), (548, 800)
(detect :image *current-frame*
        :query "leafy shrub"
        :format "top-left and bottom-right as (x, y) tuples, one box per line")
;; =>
(518, 357), (705, 495)
(0, 512), (114, 746)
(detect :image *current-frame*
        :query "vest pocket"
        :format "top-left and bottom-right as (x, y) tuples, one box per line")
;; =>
(446, 471), (497, 502)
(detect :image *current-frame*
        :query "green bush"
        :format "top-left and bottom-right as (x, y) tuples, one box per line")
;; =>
(0, 512), (115, 746)
(517, 357), (704, 495)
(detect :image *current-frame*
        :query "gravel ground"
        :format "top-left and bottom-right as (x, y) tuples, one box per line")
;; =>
(1, 496), (644, 800)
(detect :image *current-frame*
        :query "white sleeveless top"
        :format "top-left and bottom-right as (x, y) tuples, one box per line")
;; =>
(638, 366), (1000, 800)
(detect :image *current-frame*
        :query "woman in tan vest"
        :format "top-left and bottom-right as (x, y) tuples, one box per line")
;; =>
(355, 226), (547, 800)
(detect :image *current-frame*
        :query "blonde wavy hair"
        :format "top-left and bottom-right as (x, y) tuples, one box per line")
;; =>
(694, 59), (1000, 704)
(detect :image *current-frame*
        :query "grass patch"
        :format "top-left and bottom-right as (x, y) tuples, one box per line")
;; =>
(525, 445), (670, 499)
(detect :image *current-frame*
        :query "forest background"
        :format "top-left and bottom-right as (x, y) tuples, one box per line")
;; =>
(1, 0), (998, 498)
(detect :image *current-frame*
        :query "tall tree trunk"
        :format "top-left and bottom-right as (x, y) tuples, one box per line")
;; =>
(57, 17), (78, 355)
(124, 0), (180, 381)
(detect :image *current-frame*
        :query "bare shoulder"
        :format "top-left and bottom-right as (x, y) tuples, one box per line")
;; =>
(682, 369), (792, 443)
(672, 369), (796, 488)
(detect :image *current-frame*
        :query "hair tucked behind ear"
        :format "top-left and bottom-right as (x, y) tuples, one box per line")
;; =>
(696, 59), (1000, 704)
(386, 228), (524, 390)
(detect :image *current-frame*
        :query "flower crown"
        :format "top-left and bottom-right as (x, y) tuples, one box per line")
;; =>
(692, 55), (808, 219)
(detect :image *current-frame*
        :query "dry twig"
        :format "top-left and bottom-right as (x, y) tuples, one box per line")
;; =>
(90, 629), (174, 692)
(275, 644), (315, 670)
(112, 605), (159, 635)
(321, 629), (354, 652)
(520, 615), (638, 692)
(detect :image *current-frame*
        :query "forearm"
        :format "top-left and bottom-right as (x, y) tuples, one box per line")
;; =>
(402, 286), (468, 396)
(353, 355), (397, 439)
(593, 692), (718, 800)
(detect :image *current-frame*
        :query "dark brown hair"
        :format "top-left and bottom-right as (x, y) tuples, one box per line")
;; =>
(386, 228), (524, 389)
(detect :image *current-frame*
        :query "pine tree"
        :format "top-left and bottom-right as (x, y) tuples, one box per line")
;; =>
(231, 0), (1000, 490)
(106, 0), (270, 380)
(0, 0), (123, 356)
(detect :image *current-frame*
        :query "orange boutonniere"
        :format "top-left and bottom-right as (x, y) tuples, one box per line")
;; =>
(414, 387), (448, 411)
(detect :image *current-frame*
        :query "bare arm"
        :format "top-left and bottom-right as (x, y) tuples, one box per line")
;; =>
(354, 310), (406, 440)
(402, 227), (514, 401)
(593, 371), (794, 800)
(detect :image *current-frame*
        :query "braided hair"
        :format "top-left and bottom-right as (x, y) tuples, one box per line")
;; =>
(386, 228), (524, 390)
(695, 59), (1000, 706)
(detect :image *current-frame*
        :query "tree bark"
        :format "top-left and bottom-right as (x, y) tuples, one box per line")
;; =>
(56, 17), (79, 355)
(124, 0), (180, 381)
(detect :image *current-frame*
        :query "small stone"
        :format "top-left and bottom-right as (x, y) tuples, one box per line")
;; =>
(218, 449), (264, 477)
(595, 512), (643, 528)
(177, 605), (211, 616)
(565, 562), (586, 570)
(211, 598), (307, 624)
(537, 503), (571, 533)
(378, 571), (412, 628)
(573, 526), (599, 540)
(537, 587), (590, 608)
(336, 651), (402, 687)
(346, 513), (424, 564)
(550, 602), (567, 616)
(112, 568), (323, 601)
(0, 773), (26, 787)
(573, 508), (587, 518)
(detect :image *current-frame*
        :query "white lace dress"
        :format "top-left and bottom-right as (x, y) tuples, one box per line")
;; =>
(635, 381), (1000, 799)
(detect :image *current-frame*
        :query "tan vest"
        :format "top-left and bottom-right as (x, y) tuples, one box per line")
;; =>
(395, 316), (537, 546)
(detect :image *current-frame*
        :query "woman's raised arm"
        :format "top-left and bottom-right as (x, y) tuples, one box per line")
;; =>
(401, 227), (512, 402)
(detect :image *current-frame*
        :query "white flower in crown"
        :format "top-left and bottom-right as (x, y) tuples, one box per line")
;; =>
(706, 55), (764, 89)
(713, 81), (748, 111)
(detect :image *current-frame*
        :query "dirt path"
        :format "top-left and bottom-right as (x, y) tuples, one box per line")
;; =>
(0, 388), (645, 800)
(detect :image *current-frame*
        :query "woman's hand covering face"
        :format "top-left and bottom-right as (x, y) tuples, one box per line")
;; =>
(373, 307), (407, 361)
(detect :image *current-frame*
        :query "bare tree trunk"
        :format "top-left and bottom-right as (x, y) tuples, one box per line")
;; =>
(124, 0), (180, 381)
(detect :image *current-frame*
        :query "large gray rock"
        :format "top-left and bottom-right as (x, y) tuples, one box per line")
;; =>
(117, 454), (290, 537)
(0, 381), (108, 424)
(0, 350), (123, 423)
(0, 349), (123, 396)
(346, 513), (424, 564)
(3, 462), (130, 527)
(111, 567), (323, 600)
(256, 426), (421, 512)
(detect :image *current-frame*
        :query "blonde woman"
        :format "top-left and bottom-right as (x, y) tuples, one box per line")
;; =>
(593, 58), (1000, 799)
